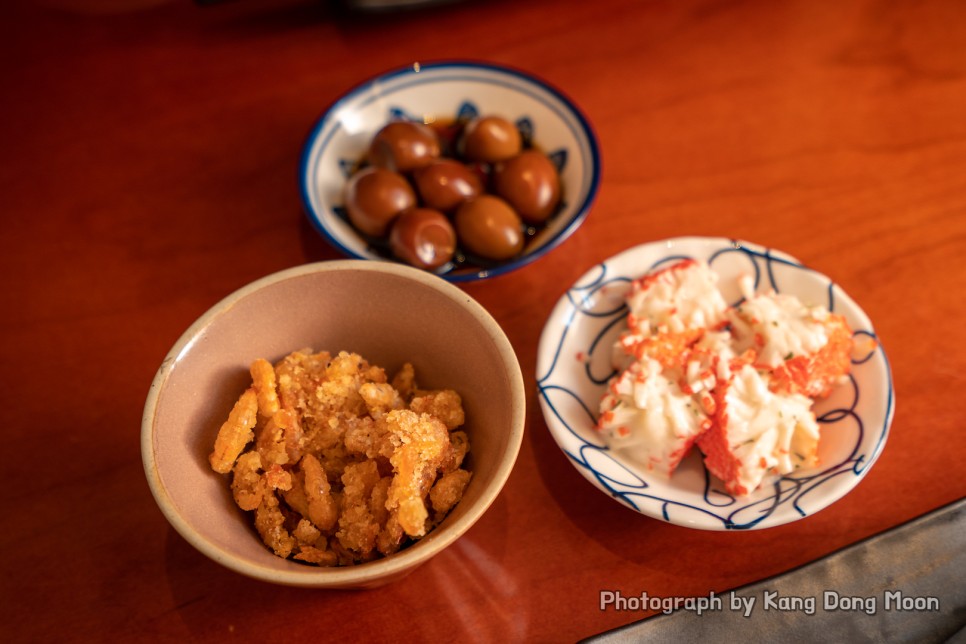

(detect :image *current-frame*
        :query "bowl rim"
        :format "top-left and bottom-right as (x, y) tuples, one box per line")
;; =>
(141, 259), (526, 586)
(297, 59), (602, 282)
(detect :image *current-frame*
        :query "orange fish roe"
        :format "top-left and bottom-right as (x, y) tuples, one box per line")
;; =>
(768, 314), (853, 398)
(628, 258), (699, 295)
(618, 327), (704, 371)
(695, 394), (746, 495)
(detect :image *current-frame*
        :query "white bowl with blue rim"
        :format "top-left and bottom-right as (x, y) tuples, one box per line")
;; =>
(536, 237), (895, 530)
(299, 61), (601, 282)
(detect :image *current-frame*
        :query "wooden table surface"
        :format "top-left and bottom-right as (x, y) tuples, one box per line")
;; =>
(4, 0), (965, 640)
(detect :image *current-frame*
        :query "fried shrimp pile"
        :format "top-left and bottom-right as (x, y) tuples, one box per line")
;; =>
(208, 350), (471, 566)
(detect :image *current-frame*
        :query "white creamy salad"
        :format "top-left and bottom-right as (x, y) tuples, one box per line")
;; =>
(597, 358), (709, 477)
(595, 259), (852, 496)
(729, 275), (832, 369)
(623, 259), (728, 336)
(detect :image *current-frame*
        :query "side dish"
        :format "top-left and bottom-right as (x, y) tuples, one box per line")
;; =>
(343, 115), (562, 270)
(209, 350), (471, 566)
(595, 259), (853, 496)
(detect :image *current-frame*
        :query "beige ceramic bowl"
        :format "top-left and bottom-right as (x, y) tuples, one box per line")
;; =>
(141, 260), (525, 588)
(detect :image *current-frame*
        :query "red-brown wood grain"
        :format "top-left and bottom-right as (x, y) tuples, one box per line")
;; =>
(2, 0), (965, 640)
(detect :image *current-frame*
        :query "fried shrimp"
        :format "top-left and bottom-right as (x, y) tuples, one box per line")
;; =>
(385, 410), (450, 537)
(301, 453), (338, 532)
(209, 388), (258, 474)
(430, 469), (472, 516)
(231, 451), (264, 511)
(250, 358), (280, 418)
(209, 351), (471, 566)
(409, 389), (465, 430)
(254, 492), (296, 558)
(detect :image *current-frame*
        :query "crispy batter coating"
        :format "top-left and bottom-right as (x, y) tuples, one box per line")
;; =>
(316, 352), (383, 418)
(264, 463), (292, 492)
(301, 454), (339, 532)
(231, 451), (264, 511)
(410, 389), (465, 431)
(360, 382), (405, 418)
(255, 414), (289, 467)
(369, 476), (392, 527)
(275, 408), (303, 464)
(391, 363), (417, 400)
(385, 410), (450, 538)
(440, 430), (470, 474)
(336, 460), (382, 555)
(251, 358), (280, 418)
(294, 545), (339, 566)
(376, 513), (405, 557)
(282, 470), (310, 517)
(343, 416), (394, 463)
(211, 350), (469, 566)
(209, 388), (258, 474)
(430, 469), (472, 516)
(293, 518), (321, 545)
(254, 492), (296, 558)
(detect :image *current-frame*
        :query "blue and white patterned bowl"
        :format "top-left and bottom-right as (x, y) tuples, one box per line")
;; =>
(299, 61), (601, 281)
(537, 237), (895, 530)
